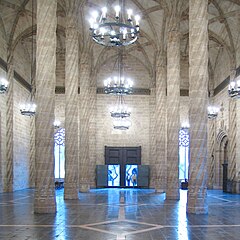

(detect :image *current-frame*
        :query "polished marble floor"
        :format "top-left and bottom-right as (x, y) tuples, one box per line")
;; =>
(0, 188), (240, 240)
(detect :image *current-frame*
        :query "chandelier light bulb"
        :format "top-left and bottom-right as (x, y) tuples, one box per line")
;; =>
(135, 15), (140, 26)
(115, 5), (121, 18)
(127, 9), (133, 21)
(91, 11), (98, 21)
(101, 7), (107, 19)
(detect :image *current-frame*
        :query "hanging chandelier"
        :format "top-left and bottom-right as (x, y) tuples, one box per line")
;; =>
(0, 78), (8, 93)
(20, 0), (36, 117)
(20, 103), (36, 117)
(104, 47), (133, 95)
(54, 120), (61, 129)
(208, 106), (219, 119)
(113, 117), (131, 130)
(110, 95), (131, 118)
(228, 69), (240, 98)
(89, 1), (140, 47)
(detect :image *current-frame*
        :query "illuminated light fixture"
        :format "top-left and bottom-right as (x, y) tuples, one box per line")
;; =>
(20, 0), (36, 117)
(89, 1), (140, 47)
(104, 48), (133, 95)
(54, 120), (61, 129)
(181, 122), (190, 130)
(208, 106), (219, 119)
(113, 117), (131, 130)
(110, 95), (131, 118)
(228, 69), (240, 98)
(0, 78), (8, 93)
(20, 103), (36, 117)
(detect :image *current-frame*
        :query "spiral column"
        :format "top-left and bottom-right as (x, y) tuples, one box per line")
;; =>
(228, 99), (237, 192)
(79, 49), (91, 192)
(155, 50), (167, 192)
(166, 9), (180, 200)
(207, 119), (215, 189)
(29, 117), (35, 188)
(34, 0), (57, 213)
(64, 3), (79, 199)
(5, 59), (14, 192)
(187, 0), (208, 214)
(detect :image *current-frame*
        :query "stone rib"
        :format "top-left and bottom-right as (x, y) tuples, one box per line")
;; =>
(64, 15), (79, 199)
(155, 51), (167, 192)
(34, 0), (57, 214)
(5, 62), (14, 192)
(187, 0), (208, 214)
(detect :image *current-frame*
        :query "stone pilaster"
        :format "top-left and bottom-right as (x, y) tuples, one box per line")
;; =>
(155, 50), (167, 192)
(5, 60), (14, 192)
(187, 0), (208, 214)
(64, 3), (79, 199)
(79, 49), (91, 192)
(166, 9), (180, 200)
(34, 0), (57, 213)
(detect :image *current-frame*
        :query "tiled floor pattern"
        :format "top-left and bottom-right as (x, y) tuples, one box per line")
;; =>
(0, 188), (240, 239)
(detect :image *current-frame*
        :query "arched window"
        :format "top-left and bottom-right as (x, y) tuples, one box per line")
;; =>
(54, 128), (65, 179)
(179, 128), (189, 180)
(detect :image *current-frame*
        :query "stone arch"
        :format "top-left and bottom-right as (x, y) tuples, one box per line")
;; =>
(215, 129), (228, 189)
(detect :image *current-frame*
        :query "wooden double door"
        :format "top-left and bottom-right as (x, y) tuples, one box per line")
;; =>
(105, 146), (141, 187)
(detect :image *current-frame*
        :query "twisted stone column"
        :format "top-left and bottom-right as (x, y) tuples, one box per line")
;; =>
(64, 4), (79, 199)
(29, 117), (35, 188)
(88, 85), (97, 188)
(155, 50), (167, 192)
(166, 10), (180, 200)
(34, 0), (57, 213)
(228, 99), (237, 192)
(79, 49), (91, 192)
(5, 59), (14, 192)
(149, 87), (156, 188)
(187, 0), (208, 214)
(207, 119), (215, 189)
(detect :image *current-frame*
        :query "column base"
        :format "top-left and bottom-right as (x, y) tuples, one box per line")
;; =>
(79, 183), (90, 193)
(155, 188), (165, 193)
(34, 199), (56, 214)
(64, 182), (78, 199)
(166, 189), (180, 200)
(187, 205), (208, 214)
(226, 180), (240, 193)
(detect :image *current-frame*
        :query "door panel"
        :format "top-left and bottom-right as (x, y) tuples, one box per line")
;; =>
(105, 146), (141, 187)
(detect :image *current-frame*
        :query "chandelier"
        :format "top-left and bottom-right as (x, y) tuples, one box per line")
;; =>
(113, 117), (131, 130)
(20, 103), (36, 117)
(104, 48), (133, 95)
(20, 0), (36, 117)
(54, 120), (61, 129)
(110, 95), (131, 118)
(89, 1), (140, 47)
(0, 78), (8, 93)
(208, 106), (219, 119)
(228, 69), (240, 98)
